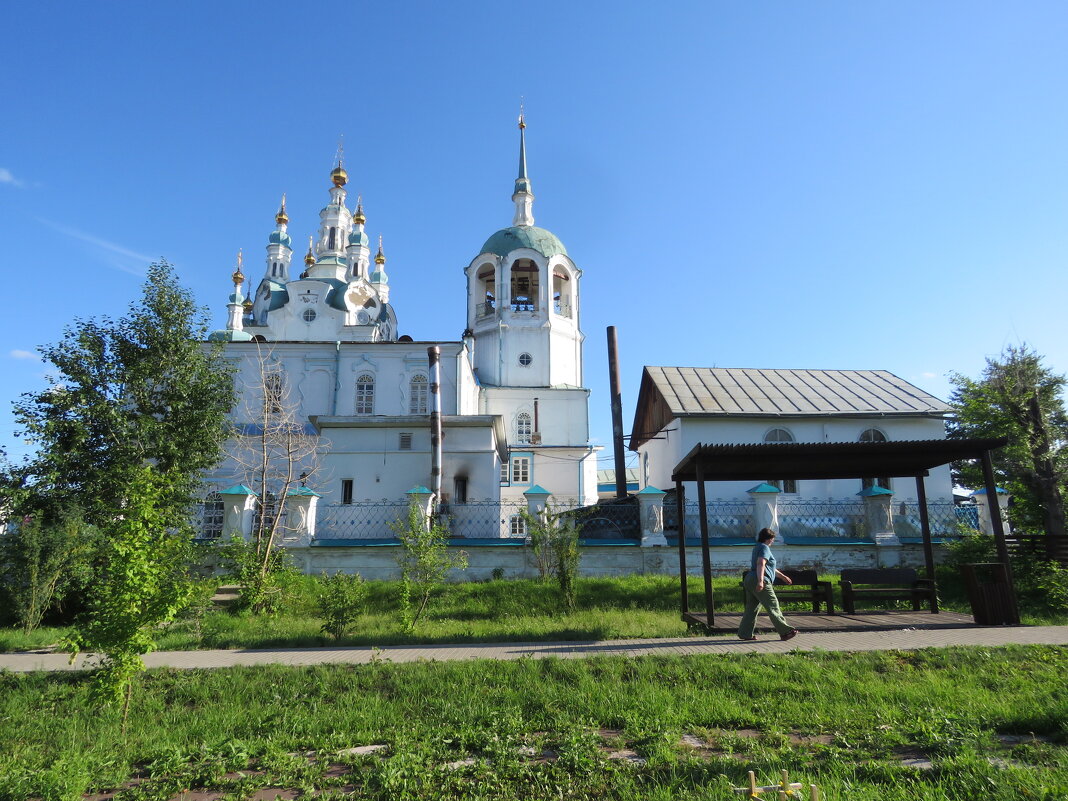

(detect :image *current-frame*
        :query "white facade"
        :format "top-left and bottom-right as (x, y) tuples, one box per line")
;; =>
(630, 367), (954, 503)
(204, 120), (600, 529)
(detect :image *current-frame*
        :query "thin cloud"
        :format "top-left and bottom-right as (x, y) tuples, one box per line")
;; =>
(0, 168), (23, 187)
(10, 349), (39, 360)
(37, 219), (152, 276)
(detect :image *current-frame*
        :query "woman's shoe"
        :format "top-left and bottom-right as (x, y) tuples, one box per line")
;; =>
(780, 630), (798, 641)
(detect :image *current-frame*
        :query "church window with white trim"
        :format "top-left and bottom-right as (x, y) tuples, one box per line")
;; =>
(355, 374), (375, 415)
(409, 374), (428, 415)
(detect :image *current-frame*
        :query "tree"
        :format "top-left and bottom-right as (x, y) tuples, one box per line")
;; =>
(225, 346), (323, 611)
(68, 468), (194, 720)
(391, 502), (467, 630)
(523, 508), (581, 611)
(948, 345), (1068, 549)
(13, 261), (235, 526)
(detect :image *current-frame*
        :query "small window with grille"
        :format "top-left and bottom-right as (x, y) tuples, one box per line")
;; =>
(510, 515), (527, 536)
(201, 492), (224, 539)
(341, 479), (353, 505)
(399, 433), (413, 450)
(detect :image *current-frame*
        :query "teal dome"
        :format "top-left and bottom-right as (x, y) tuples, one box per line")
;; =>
(208, 329), (254, 342)
(269, 230), (292, 248)
(348, 229), (368, 247)
(480, 225), (567, 259)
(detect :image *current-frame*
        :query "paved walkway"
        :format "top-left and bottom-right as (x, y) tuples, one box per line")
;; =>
(2, 625), (1067, 673)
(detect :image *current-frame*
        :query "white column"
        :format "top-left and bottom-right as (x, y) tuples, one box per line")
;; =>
(219, 484), (257, 540)
(973, 488), (1010, 536)
(859, 487), (899, 545)
(747, 483), (781, 541)
(282, 488), (321, 547)
(523, 484), (552, 522)
(636, 486), (667, 546)
(405, 485), (435, 532)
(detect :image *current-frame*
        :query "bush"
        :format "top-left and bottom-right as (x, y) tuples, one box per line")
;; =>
(391, 503), (467, 630)
(523, 509), (581, 611)
(0, 513), (99, 632)
(220, 535), (300, 615)
(316, 571), (368, 640)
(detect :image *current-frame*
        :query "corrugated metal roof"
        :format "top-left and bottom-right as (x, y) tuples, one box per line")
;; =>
(645, 367), (949, 417)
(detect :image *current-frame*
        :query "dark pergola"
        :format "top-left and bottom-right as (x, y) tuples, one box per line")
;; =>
(671, 436), (1016, 628)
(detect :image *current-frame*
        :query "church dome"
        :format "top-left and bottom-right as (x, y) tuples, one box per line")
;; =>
(480, 225), (567, 259)
(269, 230), (292, 248)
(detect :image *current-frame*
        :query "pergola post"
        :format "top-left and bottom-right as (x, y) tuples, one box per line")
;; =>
(676, 481), (688, 617)
(913, 474), (939, 613)
(695, 464), (715, 627)
(981, 449), (1020, 624)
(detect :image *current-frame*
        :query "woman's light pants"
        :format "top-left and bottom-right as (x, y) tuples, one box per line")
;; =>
(738, 572), (792, 639)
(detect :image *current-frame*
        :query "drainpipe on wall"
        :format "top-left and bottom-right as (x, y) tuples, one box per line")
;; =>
(331, 341), (341, 415)
(428, 346), (443, 509)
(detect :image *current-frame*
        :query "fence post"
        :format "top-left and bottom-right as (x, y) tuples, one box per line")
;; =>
(747, 483), (781, 541)
(523, 484), (552, 529)
(973, 487), (1010, 537)
(283, 487), (321, 546)
(405, 486), (435, 532)
(858, 486), (899, 546)
(636, 486), (668, 546)
(219, 484), (258, 540)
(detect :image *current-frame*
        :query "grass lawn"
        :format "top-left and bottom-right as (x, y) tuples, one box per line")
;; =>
(1, 573), (1064, 654)
(1, 645), (1066, 800)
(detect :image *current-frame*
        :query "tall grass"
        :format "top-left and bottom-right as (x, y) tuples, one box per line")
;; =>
(1, 646), (1066, 800)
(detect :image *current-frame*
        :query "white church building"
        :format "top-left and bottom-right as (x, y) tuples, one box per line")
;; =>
(202, 119), (600, 543)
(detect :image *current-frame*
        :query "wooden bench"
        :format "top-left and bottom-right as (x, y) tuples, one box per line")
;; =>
(839, 568), (937, 614)
(742, 569), (835, 615)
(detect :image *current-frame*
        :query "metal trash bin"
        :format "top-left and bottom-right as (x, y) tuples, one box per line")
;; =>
(961, 563), (1017, 625)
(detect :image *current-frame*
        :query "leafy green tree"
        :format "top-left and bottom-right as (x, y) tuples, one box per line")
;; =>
(317, 571), (368, 640)
(523, 508), (581, 611)
(949, 345), (1068, 548)
(391, 502), (467, 630)
(68, 468), (195, 719)
(13, 261), (235, 526)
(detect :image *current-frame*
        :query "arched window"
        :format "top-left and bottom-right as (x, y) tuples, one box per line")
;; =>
(355, 374), (375, 415)
(516, 412), (533, 444)
(859, 428), (891, 490)
(510, 259), (539, 312)
(264, 372), (285, 414)
(200, 492), (224, 539)
(409, 374), (428, 415)
(764, 427), (797, 493)
(477, 264), (495, 318)
(552, 267), (572, 317)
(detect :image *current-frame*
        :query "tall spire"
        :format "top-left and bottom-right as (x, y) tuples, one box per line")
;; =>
(512, 106), (535, 227)
(227, 250), (245, 332)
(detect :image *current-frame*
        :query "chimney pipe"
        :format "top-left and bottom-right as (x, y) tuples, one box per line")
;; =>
(428, 346), (443, 508)
(607, 326), (628, 499)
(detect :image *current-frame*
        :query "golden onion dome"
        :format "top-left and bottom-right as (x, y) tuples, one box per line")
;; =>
(276, 194), (289, 225)
(231, 269), (244, 286)
(374, 236), (386, 264)
(353, 200), (366, 225)
(242, 298), (253, 312)
(304, 236), (315, 266)
(330, 165), (348, 187)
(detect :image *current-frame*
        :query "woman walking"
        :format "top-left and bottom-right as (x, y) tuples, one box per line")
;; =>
(738, 528), (799, 641)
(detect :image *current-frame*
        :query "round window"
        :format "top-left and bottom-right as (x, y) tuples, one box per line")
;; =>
(518, 352), (533, 367)
(302, 308), (317, 323)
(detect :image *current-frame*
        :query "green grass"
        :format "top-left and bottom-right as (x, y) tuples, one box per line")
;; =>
(2, 572), (1064, 654)
(1, 645), (1066, 800)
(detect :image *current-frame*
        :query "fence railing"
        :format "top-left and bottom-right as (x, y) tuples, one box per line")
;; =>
(778, 499), (866, 540)
(893, 500), (974, 539)
(313, 500), (637, 541)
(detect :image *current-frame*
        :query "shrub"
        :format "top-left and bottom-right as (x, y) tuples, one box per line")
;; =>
(523, 509), (581, 611)
(317, 571), (368, 640)
(0, 512), (99, 633)
(220, 535), (300, 615)
(391, 503), (467, 630)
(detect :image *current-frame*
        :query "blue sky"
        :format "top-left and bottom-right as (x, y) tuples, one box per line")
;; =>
(3, 2), (1067, 468)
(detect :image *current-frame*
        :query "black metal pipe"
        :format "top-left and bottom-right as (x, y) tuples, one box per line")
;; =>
(676, 481), (688, 617)
(914, 474), (939, 613)
(607, 326), (628, 498)
(696, 465), (715, 627)
(428, 346), (442, 509)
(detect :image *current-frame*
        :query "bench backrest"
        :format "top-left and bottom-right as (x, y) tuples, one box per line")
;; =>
(743, 568), (820, 584)
(840, 568), (918, 585)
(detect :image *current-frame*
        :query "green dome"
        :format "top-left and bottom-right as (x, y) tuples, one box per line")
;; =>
(480, 225), (567, 259)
